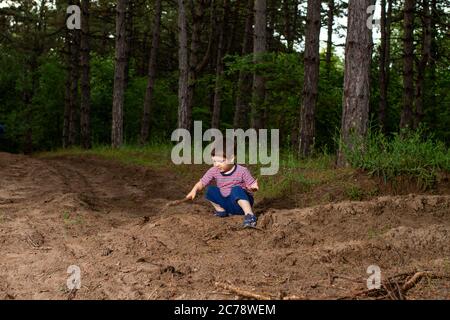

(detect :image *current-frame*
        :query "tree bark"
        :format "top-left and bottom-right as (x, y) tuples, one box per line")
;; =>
(298, 0), (321, 157)
(267, 0), (278, 51)
(428, 0), (437, 127)
(233, 0), (253, 129)
(226, 0), (241, 53)
(111, 0), (129, 148)
(337, 0), (373, 167)
(378, 0), (392, 132)
(292, 0), (298, 50)
(23, 0), (47, 153)
(252, 0), (267, 130)
(211, 0), (228, 129)
(325, 0), (334, 76)
(414, 0), (431, 128)
(399, 0), (415, 130)
(63, 27), (72, 149)
(124, 0), (133, 87)
(69, 26), (80, 147)
(177, 0), (190, 130)
(140, 0), (162, 144)
(197, 1), (215, 76)
(186, 1), (207, 130)
(80, 0), (91, 149)
(283, 0), (293, 52)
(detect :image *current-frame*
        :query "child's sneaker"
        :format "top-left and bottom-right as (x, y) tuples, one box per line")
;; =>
(214, 211), (229, 218)
(243, 214), (257, 227)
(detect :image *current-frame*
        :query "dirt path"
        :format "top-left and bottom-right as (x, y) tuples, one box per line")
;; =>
(0, 152), (449, 299)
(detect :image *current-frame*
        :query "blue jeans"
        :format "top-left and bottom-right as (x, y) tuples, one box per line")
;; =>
(205, 186), (254, 215)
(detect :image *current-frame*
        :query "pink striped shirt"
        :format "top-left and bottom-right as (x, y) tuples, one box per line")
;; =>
(200, 165), (256, 197)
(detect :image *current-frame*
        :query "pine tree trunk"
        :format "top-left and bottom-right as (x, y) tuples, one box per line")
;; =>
(23, 0), (46, 153)
(252, 0), (267, 130)
(414, 0), (431, 128)
(23, 61), (37, 154)
(385, 0), (392, 98)
(233, 0), (253, 129)
(186, 1), (206, 130)
(177, 0), (190, 130)
(211, 0), (228, 129)
(80, 0), (91, 149)
(63, 27), (72, 149)
(428, 0), (438, 127)
(63, 1), (81, 149)
(140, 0), (162, 144)
(337, 0), (373, 167)
(400, 0), (415, 130)
(267, 0), (278, 51)
(299, 0), (321, 157)
(378, 0), (389, 132)
(124, 0), (133, 87)
(292, 0), (298, 51)
(111, 0), (129, 148)
(69, 27), (80, 146)
(197, 1), (215, 75)
(325, 0), (334, 76)
(225, 0), (241, 53)
(283, 0), (292, 52)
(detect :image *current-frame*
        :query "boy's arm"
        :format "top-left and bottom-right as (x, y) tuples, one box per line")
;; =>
(248, 179), (259, 191)
(186, 180), (204, 200)
(186, 167), (214, 200)
(243, 168), (258, 192)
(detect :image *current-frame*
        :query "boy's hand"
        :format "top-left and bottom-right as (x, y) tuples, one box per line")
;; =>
(185, 181), (203, 200)
(186, 190), (197, 200)
(248, 180), (259, 192)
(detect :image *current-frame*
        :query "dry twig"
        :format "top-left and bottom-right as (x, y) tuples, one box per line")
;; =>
(214, 282), (307, 300)
(339, 271), (448, 300)
(214, 282), (273, 300)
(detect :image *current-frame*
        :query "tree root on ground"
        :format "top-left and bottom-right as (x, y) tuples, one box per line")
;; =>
(339, 271), (450, 300)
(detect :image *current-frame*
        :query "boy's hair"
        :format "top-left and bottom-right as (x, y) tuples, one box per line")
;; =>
(211, 136), (236, 160)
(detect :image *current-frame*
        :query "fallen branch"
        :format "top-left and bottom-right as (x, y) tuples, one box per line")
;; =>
(339, 271), (449, 300)
(402, 271), (430, 292)
(32, 246), (53, 251)
(282, 294), (308, 300)
(165, 198), (191, 207)
(214, 282), (307, 300)
(214, 282), (273, 300)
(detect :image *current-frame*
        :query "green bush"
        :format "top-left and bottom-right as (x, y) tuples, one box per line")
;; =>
(343, 127), (450, 188)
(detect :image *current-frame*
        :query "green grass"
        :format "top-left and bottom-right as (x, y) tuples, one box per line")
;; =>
(38, 143), (174, 168)
(256, 168), (318, 199)
(39, 143), (339, 201)
(61, 211), (84, 225)
(367, 225), (391, 239)
(345, 185), (364, 201)
(251, 150), (335, 199)
(342, 128), (450, 189)
(444, 259), (450, 274)
(34, 133), (450, 208)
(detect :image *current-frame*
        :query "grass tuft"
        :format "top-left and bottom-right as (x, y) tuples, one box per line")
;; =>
(342, 127), (450, 189)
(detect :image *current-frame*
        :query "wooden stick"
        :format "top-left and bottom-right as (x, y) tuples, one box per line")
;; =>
(282, 294), (308, 300)
(165, 198), (191, 207)
(214, 282), (273, 300)
(402, 271), (431, 292)
(340, 271), (444, 300)
(214, 284), (307, 300)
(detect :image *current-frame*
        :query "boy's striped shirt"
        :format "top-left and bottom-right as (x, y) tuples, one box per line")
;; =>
(200, 165), (256, 197)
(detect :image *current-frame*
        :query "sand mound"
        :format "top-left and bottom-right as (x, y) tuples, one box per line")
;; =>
(0, 153), (449, 299)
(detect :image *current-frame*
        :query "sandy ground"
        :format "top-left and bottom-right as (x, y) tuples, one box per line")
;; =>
(0, 152), (449, 300)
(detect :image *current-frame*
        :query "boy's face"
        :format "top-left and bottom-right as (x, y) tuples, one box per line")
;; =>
(212, 155), (235, 172)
